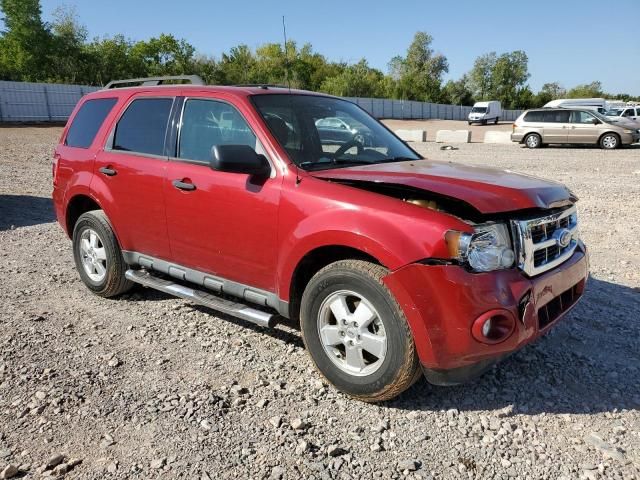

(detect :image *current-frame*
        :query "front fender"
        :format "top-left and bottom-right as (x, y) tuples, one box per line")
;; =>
(276, 179), (471, 301)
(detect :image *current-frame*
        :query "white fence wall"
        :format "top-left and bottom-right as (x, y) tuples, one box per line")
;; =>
(0, 81), (523, 123)
(0, 81), (99, 122)
(344, 97), (523, 122)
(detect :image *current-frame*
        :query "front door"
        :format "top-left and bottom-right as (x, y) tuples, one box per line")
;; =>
(93, 96), (174, 259)
(164, 97), (281, 292)
(541, 110), (570, 144)
(568, 110), (600, 144)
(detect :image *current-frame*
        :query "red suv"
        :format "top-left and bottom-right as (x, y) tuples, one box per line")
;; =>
(52, 76), (589, 402)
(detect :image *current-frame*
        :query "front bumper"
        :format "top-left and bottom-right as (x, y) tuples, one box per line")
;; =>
(623, 132), (640, 144)
(383, 242), (589, 384)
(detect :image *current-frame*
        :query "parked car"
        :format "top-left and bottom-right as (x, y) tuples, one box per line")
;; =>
(543, 98), (609, 115)
(468, 101), (501, 125)
(53, 76), (589, 402)
(315, 116), (373, 146)
(605, 106), (640, 122)
(511, 108), (640, 149)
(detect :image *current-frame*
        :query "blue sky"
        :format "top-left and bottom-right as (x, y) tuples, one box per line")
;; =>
(37, 0), (640, 95)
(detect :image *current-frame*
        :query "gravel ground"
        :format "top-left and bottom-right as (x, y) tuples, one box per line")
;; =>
(0, 126), (639, 480)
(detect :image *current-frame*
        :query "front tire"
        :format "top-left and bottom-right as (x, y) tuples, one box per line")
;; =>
(599, 133), (620, 150)
(300, 260), (421, 402)
(72, 210), (133, 298)
(524, 133), (542, 149)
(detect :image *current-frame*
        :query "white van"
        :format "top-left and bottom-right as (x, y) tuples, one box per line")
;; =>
(468, 101), (502, 125)
(543, 98), (609, 115)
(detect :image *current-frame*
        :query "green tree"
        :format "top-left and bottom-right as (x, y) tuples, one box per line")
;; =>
(491, 51), (529, 108)
(320, 59), (385, 97)
(467, 50), (530, 108)
(440, 75), (474, 105)
(534, 81), (566, 106)
(468, 52), (497, 100)
(0, 0), (52, 80)
(130, 34), (196, 77)
(567, 81), (603, 98)
(49, 5), (89, 83)
(218, 45), (255, 84)
(84, 35), (142, 86)
(390, 32), (449, 101)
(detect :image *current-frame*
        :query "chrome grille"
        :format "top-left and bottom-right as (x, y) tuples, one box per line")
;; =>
(511, 206), (578, 276)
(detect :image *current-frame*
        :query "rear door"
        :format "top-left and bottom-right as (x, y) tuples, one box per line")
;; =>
(568, 110), (600, 143)
(541, 110), (570, 143)
(92, 95), (174, 259)
(163, 95), (281, 292)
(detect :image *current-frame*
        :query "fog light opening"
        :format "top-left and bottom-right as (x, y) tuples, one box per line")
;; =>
(472, 310), (515, 344)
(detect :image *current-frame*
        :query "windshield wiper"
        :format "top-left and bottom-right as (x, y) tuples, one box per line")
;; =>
(299, 158), (373, 169)
(379, 156), (421, 163)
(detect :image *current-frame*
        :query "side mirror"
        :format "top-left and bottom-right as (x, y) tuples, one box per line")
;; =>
(210, 145), (271, 177)
(591, 118), (601, 124)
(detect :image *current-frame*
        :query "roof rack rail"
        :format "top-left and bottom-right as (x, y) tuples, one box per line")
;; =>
(234, 84), (289, 89)
(103, 75), (205, 89)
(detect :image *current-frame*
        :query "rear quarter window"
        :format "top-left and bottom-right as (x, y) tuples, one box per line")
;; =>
(523, 111), (544, 122)
(65, 98), (118, 148)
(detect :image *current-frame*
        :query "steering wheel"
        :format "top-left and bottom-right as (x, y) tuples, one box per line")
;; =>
(333, 139), (364, 160)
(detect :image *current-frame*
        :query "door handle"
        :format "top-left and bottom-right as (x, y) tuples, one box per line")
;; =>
(172, 179), (196, 191)
(99, 166), (117, 176)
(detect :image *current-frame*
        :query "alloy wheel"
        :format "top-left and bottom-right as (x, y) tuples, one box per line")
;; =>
(317, 290), (387, 376)
(79, 228), (108, 282)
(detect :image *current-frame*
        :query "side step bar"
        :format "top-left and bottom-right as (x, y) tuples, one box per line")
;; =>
(125, 270), (276, 328)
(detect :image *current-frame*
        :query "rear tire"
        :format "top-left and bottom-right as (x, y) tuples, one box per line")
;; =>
(599, 133), (620, 150)
(524, 133), (542, 149)
(300, 260), (421, 402)
(494, 117), (499, 124)
(72, 210), (133, 298)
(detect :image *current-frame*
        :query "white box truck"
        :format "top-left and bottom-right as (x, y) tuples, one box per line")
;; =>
(468, 101), (502, 125)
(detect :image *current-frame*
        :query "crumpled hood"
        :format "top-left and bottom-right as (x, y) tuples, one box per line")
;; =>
(310, 160), (575, 214)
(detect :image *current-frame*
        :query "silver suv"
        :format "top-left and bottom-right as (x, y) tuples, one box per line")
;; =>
(511, 108), (640, 149)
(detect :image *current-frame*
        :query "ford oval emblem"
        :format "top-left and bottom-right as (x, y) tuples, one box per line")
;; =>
(555, 228), (572, 248)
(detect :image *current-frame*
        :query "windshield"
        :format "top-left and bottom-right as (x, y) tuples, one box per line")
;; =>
(606, 109), (623, 116)
(252, 94), (421, 171)
(471, 106), (487, 113)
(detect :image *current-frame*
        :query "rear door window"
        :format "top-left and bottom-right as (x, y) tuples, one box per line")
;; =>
(113, 98), (174, 156)
(65, 98), (118, 148)
(543, 110), (570, 123)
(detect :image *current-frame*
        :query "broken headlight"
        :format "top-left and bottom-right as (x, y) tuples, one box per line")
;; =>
(446, 223), (515, 272)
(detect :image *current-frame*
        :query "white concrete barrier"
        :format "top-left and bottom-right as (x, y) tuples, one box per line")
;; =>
(435, 130), (471, 143)
(483, 131), (513, 144)
(394, 129), (427, 143)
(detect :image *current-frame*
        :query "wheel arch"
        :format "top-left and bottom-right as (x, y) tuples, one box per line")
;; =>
(598, 131), (620, 145)
(65, 194), (102, 237)
(286, 245), (383, 323)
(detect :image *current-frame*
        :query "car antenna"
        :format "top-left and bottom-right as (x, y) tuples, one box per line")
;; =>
(282, 15), (292, 93)
(282, 15), (302, 185)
